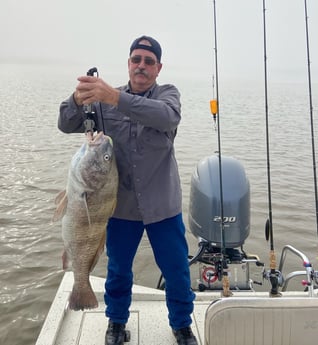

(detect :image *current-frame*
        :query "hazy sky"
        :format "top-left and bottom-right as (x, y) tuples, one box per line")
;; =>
(1, 0), (317, 83)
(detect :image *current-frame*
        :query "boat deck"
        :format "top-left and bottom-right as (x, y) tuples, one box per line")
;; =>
(36, 272), (213, 345)
(35, 272), (318, 345)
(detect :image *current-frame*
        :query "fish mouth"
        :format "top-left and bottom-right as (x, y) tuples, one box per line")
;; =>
(87, 131), (113, 147)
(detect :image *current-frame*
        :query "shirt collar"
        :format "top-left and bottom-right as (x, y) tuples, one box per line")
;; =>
(124, 82), (156, 98)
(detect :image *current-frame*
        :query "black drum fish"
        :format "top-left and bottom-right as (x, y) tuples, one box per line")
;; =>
(54, 132), (118, 310)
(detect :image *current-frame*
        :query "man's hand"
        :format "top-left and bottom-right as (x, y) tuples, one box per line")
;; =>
(75, 76), (120, 106)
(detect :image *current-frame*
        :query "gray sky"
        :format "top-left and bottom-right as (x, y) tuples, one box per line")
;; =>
(1, 0), (317, 83)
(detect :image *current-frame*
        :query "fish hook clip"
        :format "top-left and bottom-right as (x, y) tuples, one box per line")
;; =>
(83, 67), (99, 139)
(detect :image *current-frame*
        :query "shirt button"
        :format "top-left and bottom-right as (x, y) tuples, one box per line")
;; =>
(136, 178), (140, 182)
(133, 164), (136, 168)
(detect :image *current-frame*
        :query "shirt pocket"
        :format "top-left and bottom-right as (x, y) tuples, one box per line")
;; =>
(99, 108), (130, 140)
(140, 127), (173, 152)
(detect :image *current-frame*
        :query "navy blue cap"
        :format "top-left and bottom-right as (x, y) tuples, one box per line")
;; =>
(129, 35), (162, 62)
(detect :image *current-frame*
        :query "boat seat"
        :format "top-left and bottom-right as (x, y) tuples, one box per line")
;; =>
(205, 297), (318, 345)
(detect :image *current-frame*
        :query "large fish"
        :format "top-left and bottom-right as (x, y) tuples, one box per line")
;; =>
(54, 132), (118, 310)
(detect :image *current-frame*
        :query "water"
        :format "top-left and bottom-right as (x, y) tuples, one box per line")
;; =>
(0, 63), (317, 345)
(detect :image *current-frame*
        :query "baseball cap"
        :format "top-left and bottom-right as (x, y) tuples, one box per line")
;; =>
(129, 35), (162, 62)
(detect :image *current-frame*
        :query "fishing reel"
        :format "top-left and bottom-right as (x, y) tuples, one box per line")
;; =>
(262, 269), (284, 287)
(262, 268), (284, 297)
(194, 245), (262, 292)
(198, 252), (228, 290)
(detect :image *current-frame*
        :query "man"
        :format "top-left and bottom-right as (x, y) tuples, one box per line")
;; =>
(58, 35), (197, 345)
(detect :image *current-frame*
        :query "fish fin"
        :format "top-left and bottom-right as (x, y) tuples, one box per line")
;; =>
(69, 280), (98, 311)
(62, 249), (70, 270)
(111, 202), (117, 215)
(82, 192), (92, 227)
(53, 191), (68, 221)
(55, 190), (66, 205)
(89, 231), (106, 273)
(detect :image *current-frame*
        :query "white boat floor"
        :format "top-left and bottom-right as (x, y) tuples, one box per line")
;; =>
(36, 272), (212, 345)
(54, 299), (209, 345)
(36, 272), (318, 345)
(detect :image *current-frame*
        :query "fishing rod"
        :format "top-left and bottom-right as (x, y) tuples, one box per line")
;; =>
(299, 0), (318, 296)
(211, 0), (232, 297)
(210, 76), (218, 131)
(304, 0), (318, 235)
(261, 0), (282, 297)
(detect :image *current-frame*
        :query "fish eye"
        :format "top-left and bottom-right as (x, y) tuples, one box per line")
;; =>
(104, 154), (110, 161)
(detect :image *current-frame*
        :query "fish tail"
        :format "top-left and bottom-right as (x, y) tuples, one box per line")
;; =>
(68, 282), (98, 311)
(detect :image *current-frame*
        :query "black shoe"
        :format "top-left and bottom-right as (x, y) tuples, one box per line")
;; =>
(173, 327), (198, 345)
(105, 320), (126, 345)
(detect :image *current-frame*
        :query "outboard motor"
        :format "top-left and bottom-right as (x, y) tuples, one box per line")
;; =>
(188, 155), (261, 291)
(189, 155), (250, 247)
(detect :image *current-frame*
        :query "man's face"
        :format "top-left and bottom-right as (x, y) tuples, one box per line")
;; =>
(128, 48), (162, 93)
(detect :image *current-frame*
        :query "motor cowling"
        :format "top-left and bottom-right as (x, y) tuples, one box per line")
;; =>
(189, 155), (250, 248)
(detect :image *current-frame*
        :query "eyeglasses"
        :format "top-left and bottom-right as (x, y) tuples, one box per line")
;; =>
(130, 55), (157, 66)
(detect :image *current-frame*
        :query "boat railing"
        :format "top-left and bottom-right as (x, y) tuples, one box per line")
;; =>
(278, 244), (316, 296)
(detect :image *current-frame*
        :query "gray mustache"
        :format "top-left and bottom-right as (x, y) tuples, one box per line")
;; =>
(134, 68), (148, 77)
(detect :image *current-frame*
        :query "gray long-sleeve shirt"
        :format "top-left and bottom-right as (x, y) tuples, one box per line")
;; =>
(58, 82), (182, 225)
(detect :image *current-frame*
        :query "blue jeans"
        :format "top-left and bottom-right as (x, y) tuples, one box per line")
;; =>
(104, 214), (195, 329)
